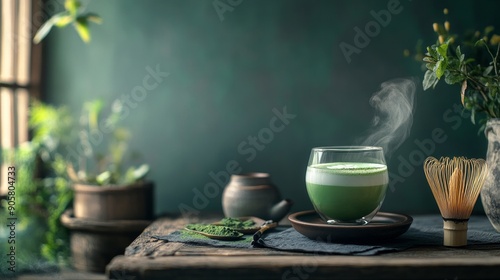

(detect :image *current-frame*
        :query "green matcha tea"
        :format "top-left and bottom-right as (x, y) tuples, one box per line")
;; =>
(306, 162), (388, 223)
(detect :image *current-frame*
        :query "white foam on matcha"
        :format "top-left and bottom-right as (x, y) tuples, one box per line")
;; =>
(306, 162), (388, 187)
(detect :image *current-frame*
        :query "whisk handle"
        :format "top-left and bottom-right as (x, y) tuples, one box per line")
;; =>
(443, 219), (468, 247)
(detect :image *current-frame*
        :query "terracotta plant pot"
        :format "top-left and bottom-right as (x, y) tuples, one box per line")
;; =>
(61, 210), (151, 272)
(73, 181), (154, 221)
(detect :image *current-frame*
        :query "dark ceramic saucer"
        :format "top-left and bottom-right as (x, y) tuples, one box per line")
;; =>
(288, 210), (413, 243)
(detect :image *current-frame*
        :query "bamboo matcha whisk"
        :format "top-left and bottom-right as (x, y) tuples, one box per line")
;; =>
(423, 156), (488, 247)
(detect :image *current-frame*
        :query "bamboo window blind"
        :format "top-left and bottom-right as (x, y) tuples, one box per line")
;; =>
(0, 0), (42, 195)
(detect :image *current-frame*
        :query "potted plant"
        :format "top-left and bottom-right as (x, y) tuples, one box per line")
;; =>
(66, 99), (153, 221)
(34, 0), (153, 220)
(413, 10), (500, 231)
(6, 100), (153, 272)
(55, 99), (154, 272)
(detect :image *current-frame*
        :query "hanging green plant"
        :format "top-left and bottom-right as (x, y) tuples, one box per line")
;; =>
(33, 0), (102, 44)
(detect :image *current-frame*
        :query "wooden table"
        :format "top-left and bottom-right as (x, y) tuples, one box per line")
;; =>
(106, 214), (500, 280)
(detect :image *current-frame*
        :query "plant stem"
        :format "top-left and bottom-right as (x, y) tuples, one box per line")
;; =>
(495, 43), (500, 76)
(484, 42), (499, 77)
(463, 66), (490, 101)
(462, 72), (498, 117)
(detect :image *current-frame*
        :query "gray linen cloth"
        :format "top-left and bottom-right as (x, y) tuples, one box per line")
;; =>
(155, 215), (500, 256)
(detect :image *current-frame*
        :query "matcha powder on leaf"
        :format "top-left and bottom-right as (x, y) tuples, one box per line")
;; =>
(185, 224), (241, 237)
(219, 218), (256, 228)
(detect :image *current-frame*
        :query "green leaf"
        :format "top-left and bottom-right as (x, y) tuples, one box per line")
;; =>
(423, 56), (434, 63)
(74, 17), (90, 43)
(65, 0), (81, 17)
(456, 46), (462, 58)
(425, 64), (435, 71)
(483, 66), (494, 76)
(437, 43), (449, 57)
(84, 13), (103, 24)
(54, 14), (74, 27)
(96, 171), (111, 185)
(33, 12), (68, 44)
(427, 46), (438, 58)
(133, 164), (149, 181)
(448, 58), (460, 69)
(122, 164), (149, 184)
(423, 70), (438, 90)
(84, 100), (103, 131)
(444, 72), (464, 85)
(434, 59), (448, 79)
(456, 46), (465, 62)
(123, 167), (137, 185)
(463, 96), (472, 110)
(464, 58), (475, 64)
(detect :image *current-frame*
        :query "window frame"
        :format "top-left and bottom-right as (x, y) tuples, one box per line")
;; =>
(0, 0), (43, 196)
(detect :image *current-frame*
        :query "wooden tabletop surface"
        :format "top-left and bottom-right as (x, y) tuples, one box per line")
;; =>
(106, 214), (500, 280)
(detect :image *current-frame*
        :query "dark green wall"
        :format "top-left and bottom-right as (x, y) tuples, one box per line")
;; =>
(43, 0), (498, 215)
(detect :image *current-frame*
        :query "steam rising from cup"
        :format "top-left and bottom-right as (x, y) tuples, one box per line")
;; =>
(357, 78), (416, 159)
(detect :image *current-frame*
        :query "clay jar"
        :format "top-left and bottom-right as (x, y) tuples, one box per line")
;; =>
(222, 173), (292, 222)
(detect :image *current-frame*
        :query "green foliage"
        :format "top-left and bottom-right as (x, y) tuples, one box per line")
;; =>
(410, 12), (500, 131)
(39, 156), (72, 264)
(1, 99), (149, 266)
(30, 101), (74, 156)
(0, 212), (57, 276)
(71, 99), (150, 185)
(2, 144), (38, 219)
(33, 0), (102, 44)
(29, 103), (74, 264)
(1, 103), (74, 266)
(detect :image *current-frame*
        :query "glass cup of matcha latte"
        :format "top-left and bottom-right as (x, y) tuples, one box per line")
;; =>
(306, 146), (389, 225)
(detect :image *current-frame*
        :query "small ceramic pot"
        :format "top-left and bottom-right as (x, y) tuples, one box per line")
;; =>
(222, 173), (292, 221)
